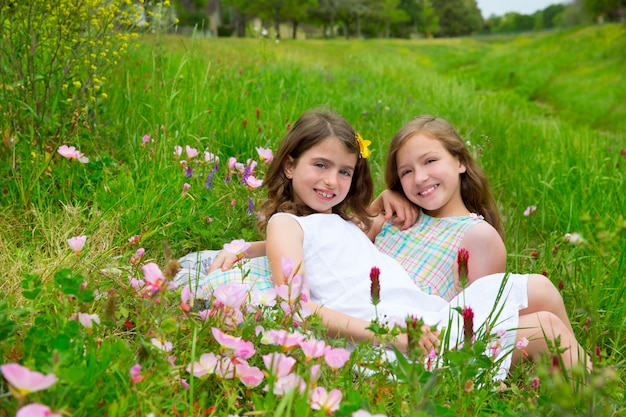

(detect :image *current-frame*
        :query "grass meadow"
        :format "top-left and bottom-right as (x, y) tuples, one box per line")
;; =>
(1, 21), (625, 416)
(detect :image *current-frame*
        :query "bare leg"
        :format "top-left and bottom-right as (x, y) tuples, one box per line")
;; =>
(512, 311), (591, 371)
(520, 274), (574, 334)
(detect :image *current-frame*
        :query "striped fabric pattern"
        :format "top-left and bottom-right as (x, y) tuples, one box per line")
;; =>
(374, 212), (485, 301)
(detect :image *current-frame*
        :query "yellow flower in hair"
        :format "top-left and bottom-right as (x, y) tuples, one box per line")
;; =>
(355, 133), (371, 159)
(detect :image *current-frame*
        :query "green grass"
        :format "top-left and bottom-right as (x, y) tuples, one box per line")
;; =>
(1, 23), (625, 416)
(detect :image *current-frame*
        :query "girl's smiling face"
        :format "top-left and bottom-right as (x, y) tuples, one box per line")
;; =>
(396, 133), (468, 217)
(283, 137), (357, 214)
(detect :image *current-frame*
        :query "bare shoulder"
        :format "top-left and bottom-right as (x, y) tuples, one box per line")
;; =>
(267, 214), (304, 238)
(462, 221), (503, 247)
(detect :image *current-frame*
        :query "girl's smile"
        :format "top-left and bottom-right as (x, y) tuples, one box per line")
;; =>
(284, 137), (357, 214)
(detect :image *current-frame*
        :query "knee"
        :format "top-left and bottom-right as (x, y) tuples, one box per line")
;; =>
(531, 311), (570, 340)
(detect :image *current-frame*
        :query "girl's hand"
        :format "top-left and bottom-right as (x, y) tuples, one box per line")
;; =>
(372, 189), (419, 230)
(418, 324), (440, 353)
(207, 251), (239, 274)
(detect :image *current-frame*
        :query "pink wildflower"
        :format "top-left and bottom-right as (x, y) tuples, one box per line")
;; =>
(352, 410), (387, 417)
(235, 362), (264, 387)
(524, 205), (537, 216)
(369, 266), (380, 306)
(187, 352), (219, 378)
(182, 182), (191, 196)
(211, 328), (255, 359)
(516, 337), (529, 357)
(462, 306), (474, 347)
(77, 312), (100, 329)
(151, 338), (173, 352)
(299, 339), (327, 361)
(128, 234), (141, 245)
(16, 404), (61, 417)
(67, 235), (87, 255)
(142, 135), (150, 147)
(173, 146), (183, 157)
(222, 239), (251, 259)
(57, 144), (89, 163)
(185, 145), (199, 159)
(0, 363), (57, 396)
(130, 364), (144, 384)
(262, 352), (296, 378)
(256, 147), (273, 162)
(264, 329), (305, 349)
(457, 248), (470, 288)
(250, 288), (277, 307)
(323, 347), (351, 369)
(245, 175), (263, 189)
(309, 387), (342, 413)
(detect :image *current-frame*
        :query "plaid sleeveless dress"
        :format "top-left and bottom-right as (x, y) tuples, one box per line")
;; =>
(374, 212), (485, 301)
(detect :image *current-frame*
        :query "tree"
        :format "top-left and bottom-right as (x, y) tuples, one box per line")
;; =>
(432, 0), (481, 36)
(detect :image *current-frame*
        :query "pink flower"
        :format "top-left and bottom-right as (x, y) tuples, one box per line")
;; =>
(77, 313), (100, 329)
(211, 328), (255, 359)
(250, 288), (277, 307)
(245, 175), (263, 189)
(323, 347), (351, 369)
(281, 257), (295, 278)
(462, 306), (474, 347)
(142, 263), (165, 293)
(235, 362), (264, 387)
(142, 135), (150, 147)
(57, 144), (89, 163)
(299, 339), (327, 361)
(264, 329), (305, 349)
(309, 386), (342, 412)
(67, 235), (87, 255)
(222, 239), (251, 258)
(212, 282), (248, 310)
(151, 338), (173, 352)
(16, 404), (61, 417)
(0, 363), (57, 396)
(174, 146), (183, 157)
(369, 266), (380, 306)
(523, 205), (537, 216)
(204, 151), (218, 163)
(182, 182), (191, 196)
(516, 337), (529, 357)
(185, 145), (199, 159)
(256, 147), (274, 162)
(187, 352), (219, 378)
(457, 248), (470, 288)
(262, 352), (296, 378)
(128, 234), (141, 245)
(270, 373), (305, 395)
(353, 410), (387, 417)
(130, 364), (144, 384)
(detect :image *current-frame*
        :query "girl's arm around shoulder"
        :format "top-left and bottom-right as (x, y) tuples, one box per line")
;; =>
(366, 190), (419, 241)
(460, 222), (507, 284)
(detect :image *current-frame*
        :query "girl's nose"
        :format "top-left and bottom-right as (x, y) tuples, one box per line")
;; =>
(414, 168), (428, 184)
(323, 172), (338, 187)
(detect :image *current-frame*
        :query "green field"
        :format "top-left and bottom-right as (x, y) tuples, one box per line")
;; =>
(1, 21), (625, 416)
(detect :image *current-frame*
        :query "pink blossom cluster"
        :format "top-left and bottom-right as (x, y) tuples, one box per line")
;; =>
(0, 363), (60, 416)
(57, 144), (89, 163)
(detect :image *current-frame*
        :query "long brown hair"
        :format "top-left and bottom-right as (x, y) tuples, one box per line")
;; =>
(384, 115), (504, 239)
(258, 109), (373, 235)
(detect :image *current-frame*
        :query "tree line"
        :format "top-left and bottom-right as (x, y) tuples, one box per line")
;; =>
(172, 0), (625, 38)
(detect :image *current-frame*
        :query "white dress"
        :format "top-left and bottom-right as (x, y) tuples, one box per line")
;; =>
(272, 212), (529, 378)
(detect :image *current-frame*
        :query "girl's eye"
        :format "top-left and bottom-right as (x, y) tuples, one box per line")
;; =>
(426, 158), (437, 164)
(339, 169), (352, 177)
(399, 169), (411, 178)
(314, 162), (326, 169)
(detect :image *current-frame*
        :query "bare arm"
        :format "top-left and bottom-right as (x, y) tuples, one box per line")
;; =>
(453, 222), (507, 290)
